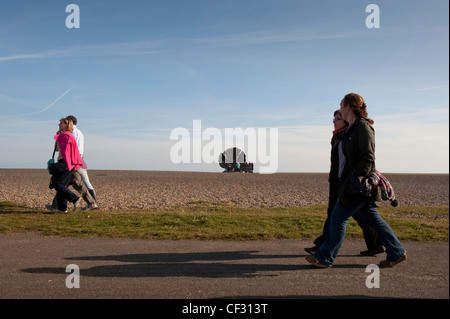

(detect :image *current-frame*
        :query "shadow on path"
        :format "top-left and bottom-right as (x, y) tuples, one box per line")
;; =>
(21, 250), (368, 278)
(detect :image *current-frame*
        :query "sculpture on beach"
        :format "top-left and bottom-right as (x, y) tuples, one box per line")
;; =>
(219, 147), (254, 173)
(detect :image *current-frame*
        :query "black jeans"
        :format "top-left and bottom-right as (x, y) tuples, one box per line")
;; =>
(51, 169), (95, 209)
(51, 161), (79, 211)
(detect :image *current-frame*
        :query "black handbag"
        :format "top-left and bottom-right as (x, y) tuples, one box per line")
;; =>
(47, 143), (69, 175)
(347, 175), (373, 199)
(49, 160), (69, 175)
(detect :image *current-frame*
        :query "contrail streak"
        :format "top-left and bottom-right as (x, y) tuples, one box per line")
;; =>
(0, 87), (74, 119)
(28, 86), (75, 115)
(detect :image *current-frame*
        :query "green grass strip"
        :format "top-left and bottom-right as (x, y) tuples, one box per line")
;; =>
(0, 201), (448, 241)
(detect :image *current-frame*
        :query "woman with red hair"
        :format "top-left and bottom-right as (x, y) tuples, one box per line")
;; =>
(306, 93), (406, 268)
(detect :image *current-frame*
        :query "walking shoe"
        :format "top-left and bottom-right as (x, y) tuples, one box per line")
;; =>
(360, 246), (385, 256)
(73, 197), (82, 211)
(51, 208), (68, 214)
(379, 253), (407, 268)
(305, 256), (331, 268)
(82, 203), (99, 211)
(304, 246), (318, 255)
(88, 189), (99, 206)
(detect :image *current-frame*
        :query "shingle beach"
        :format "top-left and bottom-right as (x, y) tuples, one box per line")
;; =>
(1, 169), (448, 211)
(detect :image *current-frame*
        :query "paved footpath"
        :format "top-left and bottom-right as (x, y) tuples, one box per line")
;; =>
(0, 233), (448, 300)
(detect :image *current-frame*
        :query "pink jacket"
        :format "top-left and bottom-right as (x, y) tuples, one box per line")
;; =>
(55, 132), (83, 171)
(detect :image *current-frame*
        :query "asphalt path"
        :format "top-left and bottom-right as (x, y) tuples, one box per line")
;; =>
(1, 233), (448, 301)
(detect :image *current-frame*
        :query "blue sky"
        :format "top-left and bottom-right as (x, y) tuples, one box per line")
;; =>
(0, 0), (448, 173)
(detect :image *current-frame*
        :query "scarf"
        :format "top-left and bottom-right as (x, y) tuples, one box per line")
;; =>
(368, 170), (398, 206)
(55, 131), (83, 171)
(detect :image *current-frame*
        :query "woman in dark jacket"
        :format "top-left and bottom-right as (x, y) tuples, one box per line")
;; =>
(305, 110), (383, 256)
(306, 93), (406, 268)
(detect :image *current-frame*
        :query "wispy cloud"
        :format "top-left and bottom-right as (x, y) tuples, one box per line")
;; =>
(416, 85), (448, 92)
(29, 86), (74, 115)
(0, 42), (162, 62)
(0, 48), (74, 62)
(0, 87), (74, 119)
(193, 28), (364, 47)
(193, 23), (450, 48)
(0, 93), (35, 108)
(0, 24), (408, 63)
(1, 23), (434, 63)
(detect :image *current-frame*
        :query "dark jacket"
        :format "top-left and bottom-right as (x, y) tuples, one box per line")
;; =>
(327, 127), (349, 211)
(338, 118), (377, 205)
(329, 127), (348, 184)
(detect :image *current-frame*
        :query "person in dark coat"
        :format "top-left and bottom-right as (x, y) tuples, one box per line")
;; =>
(306, 93), (406, 268)
(305, 110), (384, 256)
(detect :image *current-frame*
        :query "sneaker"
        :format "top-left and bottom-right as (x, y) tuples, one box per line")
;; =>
(51, 208), (68, 214)
(82, 203), (99, 211)
(45, 204), (55, 211)
(360, 246), (385, 256)
(379, 253), (407, 268)
(305, 255), (331, 268)
(304, 246), (318, 255)
(73, 197), (82, 211)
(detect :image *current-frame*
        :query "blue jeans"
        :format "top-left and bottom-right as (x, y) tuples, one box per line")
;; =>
(314, 201), (406, 267)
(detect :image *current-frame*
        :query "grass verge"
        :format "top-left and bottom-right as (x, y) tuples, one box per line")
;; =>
(0, 201), (448, 241)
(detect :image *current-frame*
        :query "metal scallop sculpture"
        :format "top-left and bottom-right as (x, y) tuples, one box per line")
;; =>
(219, 147), (254, 173)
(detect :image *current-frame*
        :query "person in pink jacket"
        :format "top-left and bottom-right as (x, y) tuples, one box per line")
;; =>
(50, 118), (84, 213)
